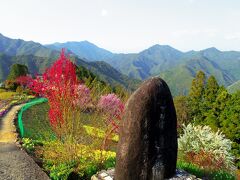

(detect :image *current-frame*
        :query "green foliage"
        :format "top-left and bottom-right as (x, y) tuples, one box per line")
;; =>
(181, 72), (240, 168)
(103, 157), (116, 169)
(21, 102), (55, 141)
(22, 138), (35, 152)
(76, 65), (97, 82)
(174, 96), (191, 134)
(218, 91), (240, 168)
(184, 72), (240, 168)
(7, 64), (29, 80)
(189, 71), (206, 122)
(45, 161), (76, 180)
(20, 100), (118, 178)
(42, 141), (116, 179)
(177, 161), (206, 178)
(204, 75), (219, 107)
(177, 161), (237, 180)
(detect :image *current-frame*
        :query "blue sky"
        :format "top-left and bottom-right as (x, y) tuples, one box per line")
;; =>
(1, 0), (240, 52)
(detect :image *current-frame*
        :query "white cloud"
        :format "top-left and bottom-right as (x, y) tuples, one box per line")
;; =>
(224, 32), (240, 40)
(188, 0), (196, 3)
(101, 9), (108, 17)
(172, 28), (217, 38)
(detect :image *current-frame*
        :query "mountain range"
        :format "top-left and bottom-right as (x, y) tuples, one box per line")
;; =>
(47, 41), (240, 95)
(0, 33), (240, 95)
(0, 33), (139, 90)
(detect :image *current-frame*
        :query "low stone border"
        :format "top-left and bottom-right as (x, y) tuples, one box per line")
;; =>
(91, 168), (202, 180)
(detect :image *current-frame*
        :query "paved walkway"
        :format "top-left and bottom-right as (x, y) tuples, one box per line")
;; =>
(0, 105), (49, 180)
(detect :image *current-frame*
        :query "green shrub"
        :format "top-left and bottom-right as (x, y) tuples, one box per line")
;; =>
(22, 138), (35, 152)
(46, 161), (76, 180)
(41, 140), (116, 179)
(103, 157), (116, 169)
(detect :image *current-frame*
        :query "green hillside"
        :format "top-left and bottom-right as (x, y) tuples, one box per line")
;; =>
(0, 53), (139, 90)
(76, 60), (140, 90)
(160, 57), (236, 96)
(49, 41), (240, 94)
(227, 80), (240, 93)
(0, 33), (59, 57)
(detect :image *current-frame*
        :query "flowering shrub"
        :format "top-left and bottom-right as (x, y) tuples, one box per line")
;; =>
(98, 93), (124, 131)
(178, 123), (236, 171)
(97, 93), (124, 149)
(73, 84), (91, 107)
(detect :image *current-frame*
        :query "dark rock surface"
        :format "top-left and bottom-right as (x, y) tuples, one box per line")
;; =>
(115, 77), (178, 180)
(0, 143), (49, 180)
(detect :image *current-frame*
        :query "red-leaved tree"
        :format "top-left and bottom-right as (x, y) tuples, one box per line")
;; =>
(22, 50), (91, 140)
(18, 50), (125, 147)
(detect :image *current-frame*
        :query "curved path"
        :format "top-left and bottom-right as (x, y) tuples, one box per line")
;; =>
(0, 105), (49, 180)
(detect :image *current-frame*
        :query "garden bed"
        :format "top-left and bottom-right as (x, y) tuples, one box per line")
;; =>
(18, 101), (118, 179)
(18, 102), (238, 180)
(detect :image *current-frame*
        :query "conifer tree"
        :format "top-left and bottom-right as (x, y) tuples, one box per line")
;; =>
(189, 71), (206, 123)
(218, 91), (240, 168)
(204, 75), (219, 107)
(174, 95), (191, 134)
(202, 76), (220, 127)
(7, 64), (29, 80)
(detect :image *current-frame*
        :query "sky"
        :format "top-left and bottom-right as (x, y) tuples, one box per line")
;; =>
(1, 0), (240, 53)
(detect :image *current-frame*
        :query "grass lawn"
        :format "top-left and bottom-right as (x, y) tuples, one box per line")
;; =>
(21, 102), (118, 150)
(21, 102), (55, 141)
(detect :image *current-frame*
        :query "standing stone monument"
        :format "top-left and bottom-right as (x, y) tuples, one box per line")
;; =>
(115, 77), (178, 180)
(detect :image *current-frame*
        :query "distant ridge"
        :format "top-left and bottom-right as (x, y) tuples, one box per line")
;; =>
(0, 34), (139, 90)
(47, 40), (240, 95)
(46, 41), (114, 61)
(1, 33), (240, 95)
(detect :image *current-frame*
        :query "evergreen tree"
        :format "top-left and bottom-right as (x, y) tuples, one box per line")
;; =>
(174, 95), (191, 134)
(218, 91), (240, 168)
(7, 64), (29, 80)
(189, 71), (206, 123)
(187, 73), (240, 168)
(204, 75), (219, 107)
(203, 76), (220, 128)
